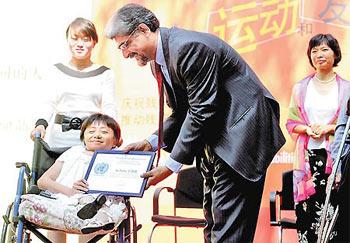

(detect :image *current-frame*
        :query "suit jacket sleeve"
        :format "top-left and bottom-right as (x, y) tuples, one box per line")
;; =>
(331, 93), (350, 172)
(167, 43), (219, 164)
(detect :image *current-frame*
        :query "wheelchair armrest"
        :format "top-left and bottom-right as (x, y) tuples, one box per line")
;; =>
(270, 191), (281, 226)
(15, 162), (31, 178)
(153, 186), (174, 215)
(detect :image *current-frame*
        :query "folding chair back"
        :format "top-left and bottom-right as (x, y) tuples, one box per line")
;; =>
(174, 166), (203, 209)
(148, 167), (206, 243)
(280, 170), (294, 211)
(269, 170), (297, 243)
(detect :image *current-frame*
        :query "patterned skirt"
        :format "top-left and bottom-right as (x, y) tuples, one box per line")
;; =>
(296, 148), (339, 243)
(19, 193), (127, 234)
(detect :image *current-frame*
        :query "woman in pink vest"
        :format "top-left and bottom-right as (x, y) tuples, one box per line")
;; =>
(286, 33), (350, 242)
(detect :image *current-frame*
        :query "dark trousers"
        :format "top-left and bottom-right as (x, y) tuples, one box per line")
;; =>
(199, 145), (265, 243)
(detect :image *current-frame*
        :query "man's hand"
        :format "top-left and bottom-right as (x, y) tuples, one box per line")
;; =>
(326, 172), (342, 190)
(334, 172), (342, 189)
(141, 166), (173, 189)
(123, 139), (153, 152)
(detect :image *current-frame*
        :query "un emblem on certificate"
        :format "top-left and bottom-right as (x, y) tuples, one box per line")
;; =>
(94, 162), (109, 175)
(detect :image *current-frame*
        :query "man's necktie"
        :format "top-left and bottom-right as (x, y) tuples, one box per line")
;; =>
(153, 62), (164, 167)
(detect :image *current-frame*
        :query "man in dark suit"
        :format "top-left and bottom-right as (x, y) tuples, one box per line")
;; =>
(105, 3), (285, 242)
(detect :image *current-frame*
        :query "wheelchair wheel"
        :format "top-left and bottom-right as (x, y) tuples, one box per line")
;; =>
(1, 204), (30, 243)
(5, 225), (17, 243)
(1, 203), (16, 243)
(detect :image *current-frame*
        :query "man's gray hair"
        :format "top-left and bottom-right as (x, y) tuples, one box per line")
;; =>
(105, 3), (160, 39)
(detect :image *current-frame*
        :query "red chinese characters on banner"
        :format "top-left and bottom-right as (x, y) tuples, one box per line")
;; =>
(207, 0), (299, 53)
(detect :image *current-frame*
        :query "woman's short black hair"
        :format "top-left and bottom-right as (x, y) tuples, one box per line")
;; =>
(66, 17), (98, 43)
(307, 33), (341, 69)
(80, 113), (122, 147)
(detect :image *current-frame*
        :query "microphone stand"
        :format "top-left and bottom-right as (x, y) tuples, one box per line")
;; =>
(317, 101), (350, 243)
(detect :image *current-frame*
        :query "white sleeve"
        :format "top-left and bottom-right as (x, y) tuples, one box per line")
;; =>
(101, 69), (118, 121)
(35, 64), (57, 123)
(57, 146), (76, 162)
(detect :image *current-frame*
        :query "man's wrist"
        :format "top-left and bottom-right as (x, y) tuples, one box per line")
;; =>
(165, 157), (183, 173)
(143, 139), (153, 151)
(146, 134), (159, 151)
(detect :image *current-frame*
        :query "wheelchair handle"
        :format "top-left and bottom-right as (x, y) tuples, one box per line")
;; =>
(35, 130), (41, 138)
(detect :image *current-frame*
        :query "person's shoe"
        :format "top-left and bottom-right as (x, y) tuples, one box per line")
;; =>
(77, 194), (106, 220)
(81, 222), (115, 234)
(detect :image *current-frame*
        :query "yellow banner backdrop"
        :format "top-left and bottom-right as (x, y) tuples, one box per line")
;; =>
(92, 1), (350, 242)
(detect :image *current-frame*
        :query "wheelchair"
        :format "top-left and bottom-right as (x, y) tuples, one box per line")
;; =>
(1, 134), (140, 243)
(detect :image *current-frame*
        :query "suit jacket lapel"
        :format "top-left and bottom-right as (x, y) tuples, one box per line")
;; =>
(159, 27), (178, 109)
(159, 28), (171, 71)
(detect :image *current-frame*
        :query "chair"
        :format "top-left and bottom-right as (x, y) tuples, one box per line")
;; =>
(148, 166), (206, 243)
(270, 169), (297, 243)
(1, 135), (140, 243)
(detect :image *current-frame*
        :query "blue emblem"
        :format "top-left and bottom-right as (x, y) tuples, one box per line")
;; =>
(94, 162), (109, 175)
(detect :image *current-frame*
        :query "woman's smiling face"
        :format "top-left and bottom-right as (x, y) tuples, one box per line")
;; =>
(310, 42), (335, 72)
(83, 121), (116, 151)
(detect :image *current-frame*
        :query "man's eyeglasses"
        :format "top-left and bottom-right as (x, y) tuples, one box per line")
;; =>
(118, 28), (138, 50)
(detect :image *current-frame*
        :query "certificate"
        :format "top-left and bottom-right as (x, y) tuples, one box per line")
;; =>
(84, 150), (155, 197)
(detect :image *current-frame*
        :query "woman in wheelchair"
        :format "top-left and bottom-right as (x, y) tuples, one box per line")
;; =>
(19, 113), (127, 243)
